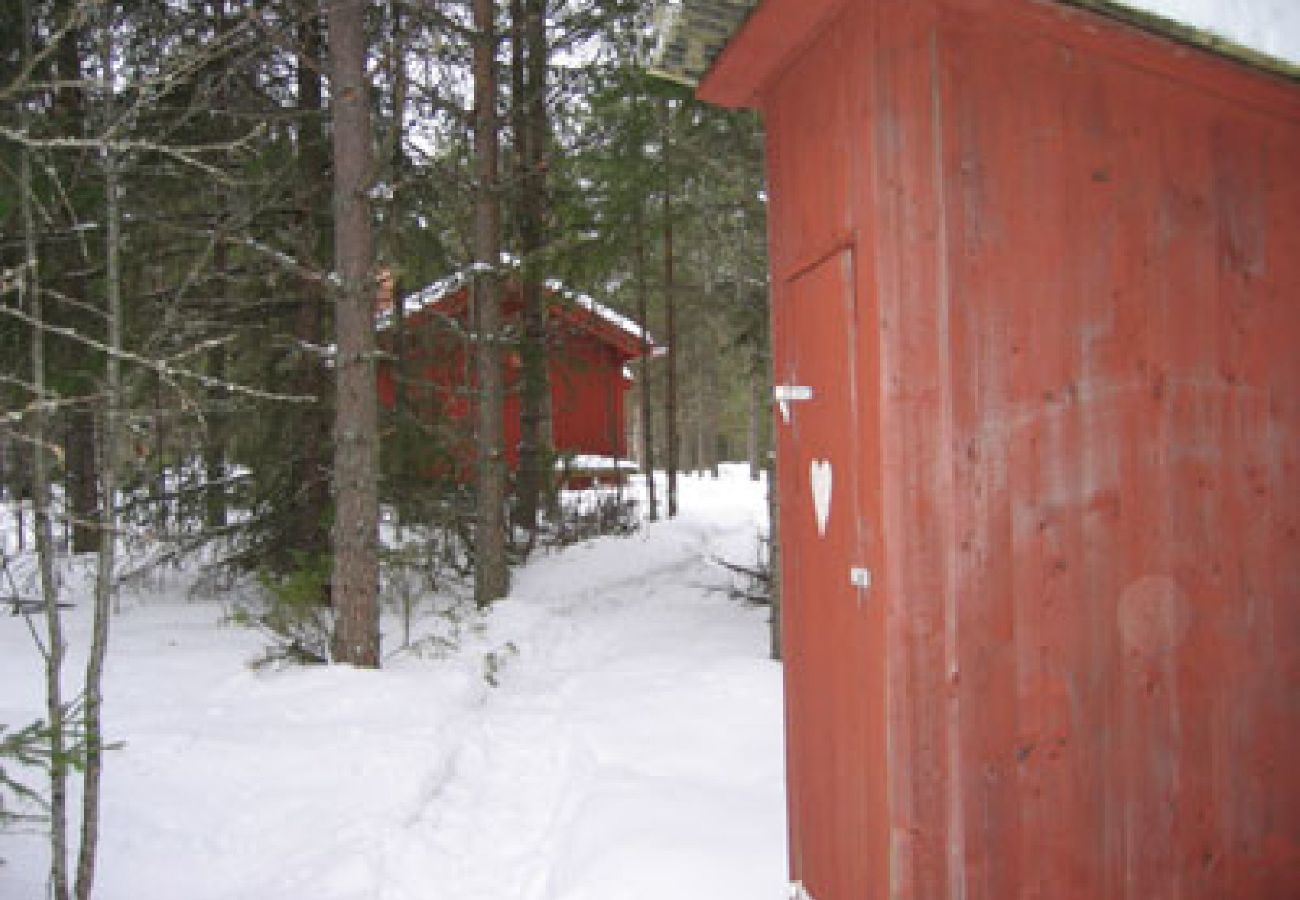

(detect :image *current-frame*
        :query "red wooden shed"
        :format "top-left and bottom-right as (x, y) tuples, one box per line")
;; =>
(660, 1), (1300, 898)
(376, 274), (652, 481)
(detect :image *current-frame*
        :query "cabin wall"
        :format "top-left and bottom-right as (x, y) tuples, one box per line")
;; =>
(504, 335), (628, 464)
(761, 0), (1300, 897)
(378, 321), (631, 472)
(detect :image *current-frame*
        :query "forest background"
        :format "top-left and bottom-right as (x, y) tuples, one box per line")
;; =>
(0, 0), (770, 644)
(0, 2), (769, 896)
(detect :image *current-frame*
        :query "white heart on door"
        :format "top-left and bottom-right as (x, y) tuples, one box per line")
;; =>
(809, 458), (833, 537)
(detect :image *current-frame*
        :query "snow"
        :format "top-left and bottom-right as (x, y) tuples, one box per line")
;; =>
(0, 467), (786, 900)
(544, 279), (654, 348)
(1111, 0), (1300, 64)
(554, 454), (638, 472)
(378, 256), (658, 349)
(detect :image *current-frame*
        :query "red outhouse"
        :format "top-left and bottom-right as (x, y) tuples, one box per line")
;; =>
(661, 1), (1300, 897)
(376, 275), (651, 481)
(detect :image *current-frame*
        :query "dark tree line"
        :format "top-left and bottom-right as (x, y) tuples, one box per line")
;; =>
(2, 0), (769, 635)
(2, 1), (771, 890)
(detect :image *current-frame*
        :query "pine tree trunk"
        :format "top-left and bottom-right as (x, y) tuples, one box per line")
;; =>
(153, 377), (169, 534)
(633, 197), (656, 522)
(701, 319), (721, 478)
(50, 0), (98, 556)
(662, 99), (679, 519)
(513, 0), (550, 537)
(473, 0), (510, 608)
(66, 410), (98, 553)
(204, 335), (228, 530)
(384, 0), (415, 644)
(383, 0), (409, 510)
(289, 2), (332, 579)
(74, 13), (121, 894)
(20, 2), (69, 892)
(749, 343), (764, 481)
(327, 0), (380, 667)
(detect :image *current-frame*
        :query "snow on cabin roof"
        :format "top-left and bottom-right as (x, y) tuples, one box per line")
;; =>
(378, 256), (659, 350)
(650, 0), (1300, 88)
(544, 279), (654, 348)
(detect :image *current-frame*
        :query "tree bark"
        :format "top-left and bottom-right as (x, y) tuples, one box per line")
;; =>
(74, 11), (121, 895)
(327, 0), (380, 667)
(699, 316), (721, 478)
(512, 0), (550, 537)
(749, 342), (764, 481)
(288, 1), (332, 578)
(204, 273), (228, 530)
(633, 195), (656, 522)
(20, 1), (69, 894)
(66, 409), (99, 553)
(473, 0), (509, 607)
(662, 98), (679, 518)
(51, 0), (98, 555)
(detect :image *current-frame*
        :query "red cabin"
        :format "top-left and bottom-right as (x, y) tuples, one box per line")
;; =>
(376, 274), (653, 485)
(662, 1), (1300, 898)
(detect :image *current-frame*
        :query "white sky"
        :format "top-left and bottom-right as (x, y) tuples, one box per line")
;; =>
(1122, 0), (1300, 64)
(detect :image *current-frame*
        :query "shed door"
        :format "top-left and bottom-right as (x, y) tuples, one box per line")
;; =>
(777, 247), (883, 899)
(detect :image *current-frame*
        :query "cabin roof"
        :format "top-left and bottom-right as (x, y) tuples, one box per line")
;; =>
(649, 0), (1299, 92)
(379, 258), (658, 360)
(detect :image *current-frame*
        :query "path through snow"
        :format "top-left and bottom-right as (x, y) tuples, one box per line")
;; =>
(0, 469), (787, 900)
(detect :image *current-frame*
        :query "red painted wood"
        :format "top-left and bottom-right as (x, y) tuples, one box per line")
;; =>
(777, 246), (889, 900)
(696, 0), (848, 109)
(716, 0), (1300, 897)
(376, 283), (644, 474)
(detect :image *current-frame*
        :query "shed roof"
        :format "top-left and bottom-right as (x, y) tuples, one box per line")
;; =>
(650, 0), (1299, 91)
(379, 259), (658, 360)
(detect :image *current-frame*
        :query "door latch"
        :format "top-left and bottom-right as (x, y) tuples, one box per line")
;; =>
(774, 384), (813, 423)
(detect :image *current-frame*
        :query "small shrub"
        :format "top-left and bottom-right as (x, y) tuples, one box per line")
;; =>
(1, 702), (90, 828)
(1, 720), (51, 827)
(232, 553), (333, 668)
(541, 489), (641, 548)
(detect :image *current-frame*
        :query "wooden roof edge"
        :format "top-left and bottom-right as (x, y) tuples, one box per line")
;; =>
(1061, 0), (1300, 83)
(653, 0), (1299, 98)
(378, 279), (658, 359)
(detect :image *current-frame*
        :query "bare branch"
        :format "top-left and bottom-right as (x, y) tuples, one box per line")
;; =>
(0, 125), (266, 183)
(0, 304), (318, 405)
(0, 0), (96, 105)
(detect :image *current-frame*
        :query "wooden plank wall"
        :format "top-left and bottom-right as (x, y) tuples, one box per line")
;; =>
(759, 0), (1300, 897)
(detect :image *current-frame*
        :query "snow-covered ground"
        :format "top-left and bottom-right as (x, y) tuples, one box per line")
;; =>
(0, 468), (786, 899)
